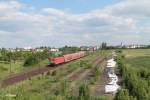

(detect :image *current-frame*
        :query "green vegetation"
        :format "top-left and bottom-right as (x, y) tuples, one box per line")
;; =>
(60, 46), (80, 55)
(0, 50), (109, 100)
(89, 66), (101, 85)
(0, 48), (52, 81)
(78, 83), (90, 100)
(24, 50), (50, 66)
(114, 89), (136, 100)
(115, 49), (150, 100)
(24, 55), (39, 66)
(2, 47), (150, 100)
(101, 42), (107, 49)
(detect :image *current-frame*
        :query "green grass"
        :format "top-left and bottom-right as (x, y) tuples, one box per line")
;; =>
(0, 61), (23, 80)
(117, 49), (150, 100)
(123, 49), (150, 58)
(123, 49), (150, 69)
(125, 56), (150, 69)
(0, 59), (49, 82)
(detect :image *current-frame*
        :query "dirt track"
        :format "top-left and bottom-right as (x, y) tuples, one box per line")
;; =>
(2, 66), (54, 87)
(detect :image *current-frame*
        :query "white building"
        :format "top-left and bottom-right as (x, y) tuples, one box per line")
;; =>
(50, 48), (59, 52)
(36, 48), (44, 52)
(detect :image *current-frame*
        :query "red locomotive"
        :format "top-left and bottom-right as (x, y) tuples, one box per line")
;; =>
(51, 51), (86, 65)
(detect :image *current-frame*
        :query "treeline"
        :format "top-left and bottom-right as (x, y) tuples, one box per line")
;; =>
(0, 48), (52, 66)
(0, 48), (25, 63)
(0, 46), (82, 67)
(114, 52), (150, 100)
(23, 49), (51, 66)
(60, 46), (80, 55)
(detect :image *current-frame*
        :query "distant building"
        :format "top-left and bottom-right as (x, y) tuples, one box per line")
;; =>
(126, 44), (146, 49)
(6, 48), (15, 52)
(22, 47), (35, 52)
(16, 48), (22, 52)
(80, 46), (89, 51)
(36, 48), (44, 52)
(80, 46), (100, 51)
(50, 48), (59, 52)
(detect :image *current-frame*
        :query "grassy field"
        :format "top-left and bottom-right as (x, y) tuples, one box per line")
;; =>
(0, 50), (111, 100)
(0, 60), (49, 81)
(116, 49), (150, 100)
(123, 49), (150, 58)
(123, 49), (150, 69)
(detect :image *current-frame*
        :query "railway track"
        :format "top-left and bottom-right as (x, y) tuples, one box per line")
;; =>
(67, 55), (104, 80)
(68, 56), (106, 81)
(68, 55), (110, 96)
(67, 54), (112, 82)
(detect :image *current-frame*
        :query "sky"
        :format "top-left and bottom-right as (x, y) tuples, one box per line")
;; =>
(0, 0), (150, 48)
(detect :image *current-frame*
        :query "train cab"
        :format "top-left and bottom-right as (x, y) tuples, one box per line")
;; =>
(51, 57), (65, 65)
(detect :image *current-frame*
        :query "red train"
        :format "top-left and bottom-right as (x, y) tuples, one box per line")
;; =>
(51, 51), (86, 65)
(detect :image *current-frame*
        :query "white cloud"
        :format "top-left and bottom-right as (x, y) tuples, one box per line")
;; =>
(0, 0), (150, 47)
(0, 1), (21, 10)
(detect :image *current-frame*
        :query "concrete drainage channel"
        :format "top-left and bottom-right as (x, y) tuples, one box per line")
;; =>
(104, 57), (120, 94)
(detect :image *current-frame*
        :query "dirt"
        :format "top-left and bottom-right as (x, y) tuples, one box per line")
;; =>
(67, 68), (84, 81)
(2, 66), (54, 87)
(90, 68), (110, 96)
(90, 56), (121, 99)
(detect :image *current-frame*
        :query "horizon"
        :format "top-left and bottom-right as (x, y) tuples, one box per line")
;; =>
(0, 0), (150, 48)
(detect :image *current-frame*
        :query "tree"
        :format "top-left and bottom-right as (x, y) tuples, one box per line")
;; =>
(60, 46), (80, 55)
(101, 42), (107, 49)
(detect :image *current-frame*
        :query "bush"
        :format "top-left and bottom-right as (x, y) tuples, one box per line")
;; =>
(23, 55), (38, 66)
(51, 70), (57, 76)
(114, 89), (136, 100)
(116, 49), (122, 53)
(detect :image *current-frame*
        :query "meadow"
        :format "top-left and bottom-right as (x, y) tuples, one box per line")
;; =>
(123, 49), (150, 69)
(0, 59), (49, 81)
(115, 49), (150, 100)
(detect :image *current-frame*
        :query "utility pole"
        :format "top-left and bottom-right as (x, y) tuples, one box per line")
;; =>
(9, 53), (12, 76)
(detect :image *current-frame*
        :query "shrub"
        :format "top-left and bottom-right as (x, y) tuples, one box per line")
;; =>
(114, 89), (136, 100)
(23, 55), (38, 66)
(51, 70), (57, 76)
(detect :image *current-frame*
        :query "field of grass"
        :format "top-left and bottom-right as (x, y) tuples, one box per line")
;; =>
(0, 59), (49, 81)
(123, 49), (150, 58)
(0, 50), (110, 100)
(115, 49), (150, 100)
(123, 49), (150, 69)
